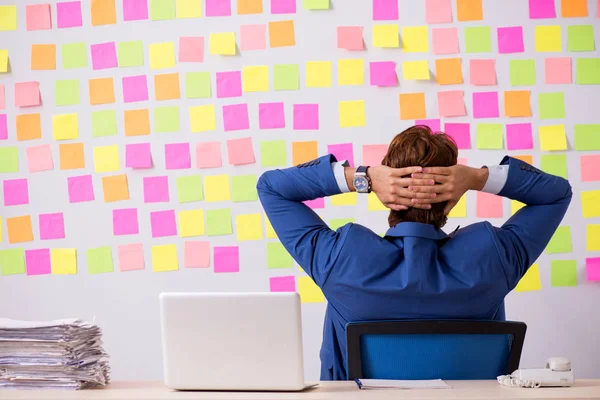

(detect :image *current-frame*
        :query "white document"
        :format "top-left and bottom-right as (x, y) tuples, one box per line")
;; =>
(356, 379), (451, 390)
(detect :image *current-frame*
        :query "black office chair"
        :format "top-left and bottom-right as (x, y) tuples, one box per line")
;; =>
(346, 320), (526, 380)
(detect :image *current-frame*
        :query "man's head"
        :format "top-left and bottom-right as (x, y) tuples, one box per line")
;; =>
(381, 125), (458, 229)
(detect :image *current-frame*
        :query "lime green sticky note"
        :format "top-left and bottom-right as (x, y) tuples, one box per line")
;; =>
(176, 175), (204, 203)
(303, 0), (329, 9)
(576, 58), (600, 84)
(206, 208), (232, 236)
(476, 124), (504, 149)
(0, 147), (19, 173)
(541, 154), (568, 179)
(546, 226), (572, 254)
(274, 64), (299, 91)
(509, 59), (536, 86)
(154, 106), (180, 133)
(61, 43), (88, 69)
(535, 26), (562, 52)
(0, 248), (25, 276)
(574, 124), (600, 150)
(185, 72), (211, 98)
(87, 247), (114, 274)
(465, 26), (491, 53)
(231, 175), (258, 202)
(330, 218), (355, 231)
(550, 260), (578, 287)
(267, 242), (294, 269)
(117, 41), (144, 67)
(260, 140), (287, 167)
(91, 110), (118, 137)
(150, 0), (175, 20)
(55, 80), (80, 106)
(568, 25), (594, 52)
(538, 92), (565, 120)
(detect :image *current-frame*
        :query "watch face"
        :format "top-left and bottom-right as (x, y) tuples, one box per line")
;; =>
(354, 176), (369, 192)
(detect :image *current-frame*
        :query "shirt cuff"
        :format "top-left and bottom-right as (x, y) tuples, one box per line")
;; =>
(332, 160), (350, 193)
(481, 165), (509, 195)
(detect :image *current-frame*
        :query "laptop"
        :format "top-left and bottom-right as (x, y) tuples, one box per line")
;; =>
(159, 292), (318, 391)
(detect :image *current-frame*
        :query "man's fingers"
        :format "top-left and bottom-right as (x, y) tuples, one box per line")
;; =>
(411, 173), (449, 183)
(407, 184), (445, 194)
(390, 166), (423, 177)
(421, 167), (452, 175)
(411, 193), (454, 204)
(396, 178), (435, 187)
(388, 204), (408, 211)
(395, 188), (437, 199)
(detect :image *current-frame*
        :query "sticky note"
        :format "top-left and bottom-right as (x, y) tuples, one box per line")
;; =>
(568, 25), (594, 52)
(185, 72), (211, 98)
(51, 249), (77, 275)
(550, 260), (577, 287)
(402, 26), (428, 52)
(544, 57), (572, 84)
(339, 100), (365, 127)
(27, 145), (54, 173)
(506, 123), (533, 150)
(267, 242), (293, 269)
(151, 210), (178, 238)
(402, 60), (430, 80)
(426, 0), (452, 23)
(0, 50), (7, 72)
(473, 92), (499, 119)
(150, 0), (176, 20)
(465, 27), (491, 53)
(242, 65), (269, 92)
(587, 224), (600, 251)
(196, 142), (222, 169)
(143, 176), (170, 203)
(373, 0), (398, 20)
(504, 91), (532, 118)
(154, 73), (181, 100)
(305, 198), (324, 209)
(338, 59), (364, 86)
(149, 42), (176, 69)
(0, 114), (5, 140)
(298, 276), (325, 302)
(25, 249), (51, 276)
(0, 249), (25, 276)
(184, 241), (209, 268)
(269, 20), (295, 48)
(59, 143), (84, 170)
(293, 104), (319, 130)
(546, 226), (572, 253)
(118, 244), (144, 271)
(457, 0), (482, 21)
(476, 192), (503, 218)
(87, 247), (114, 274)
(270, 276), (295, 292)
(498, 26), (524, 54)
(154, 106), (180, 133)
(214, 246), (239, 273)
(538, 92), (565, 120)
(177, 0), (202, 18)
(89, 78), (115, 106)
(117, 41), (144, 67)
(366, 192), (386, 211)
(16, 114), (42, 141)
(362, 144), (388, 166)
(260, 140), (287, 167)
(176, 175), (203, 202)
(89, 109), (115, 137)
(582, 190), (600, 218)
(417, 119), (442, 133)
(328, 143), (354, 167)
(337, 26), (363, 51)
(535, 26), (562, 52)
(206, 0), (231, 16)
(165, 143), (190, 170)
(259, 102), (285, 129)
(240, 24), (266, 51)
(67, 175), (95, 203)
(56, 1), (82, 28)
(271, 0), (295, 14)
(434, 58), (463, 85)
(206, 208), (232, 236)
(330, 217), (354, 230)
(223, 104), (249, 131)
(217, 71), (242, 98)
(93, 145), (120, 173)
(231, 175), (258, 202)
(52, 113), (79, 140)
(0, 5), (17, 31)
(438, 90), (466, 117)
(432, 28), (459, 55)
(122, 75), (148, 103)
(178, 210), (205, 237)
(529, 0), (556, 18)
(265, 217), (277, 239)
(227, 138), (255, 165)
(476, 124), (503, 149)
(91, 42), (118, 70)
(102, 174), (129, 202)
(237, 0), (262, 14)
(26, 4), (51, 30)
(274, 64), (299, 90)
(469, 59), (495, 85)
(562, 0), (588, 17)
(576, 58), (600, 84)
(112, 208), (139, 235)
(369, 62), (396, 87)
(152, 244), (179, 272)
(292, 141), (318, 165)
(515, 264), (541, 292)
(91, 0), (116, 25)
(399, 93), (426, 120)
(179, 36), (204, 62)
(510, 59), (536, 86)
(306, 61), (331, 88)
(3, 179), (28, 206)
(15, 82), (41, 107)
(444, 123), (471, 149)
(581, 155), (600, 182)
(303, 0), (328, 8)
(0, 147), (18, 173)
(539, 124), (567, 151)
(189, 105), (217, 132)
(331, 192), (357, 206)
(126, 143), (152, 169)
(210, 32), (236, 55)
(236, 213), (263, 241)
(61, 42), (87, 69)
(54, 79), (80, 106)
(204, 174), (230, 202)
(587, 258), (600, 281)
(372, 24), (399, 48)
(31, 44), (56, 70)
(123, 0), (149, 20)
(447, 195), (467, 218)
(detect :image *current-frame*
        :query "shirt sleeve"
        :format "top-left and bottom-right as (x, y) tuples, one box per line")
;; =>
(331, 160), (350, 193)
(481, 165), (509, 195)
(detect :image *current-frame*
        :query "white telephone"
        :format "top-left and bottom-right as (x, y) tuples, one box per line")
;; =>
(497, 358), (575, 388)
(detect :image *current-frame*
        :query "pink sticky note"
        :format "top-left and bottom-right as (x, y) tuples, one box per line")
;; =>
(259, 102), (285, 129)
(143, 176), (170, 203)
(214, 246), (239, 273)
(113, 208), (139, 236)
(426, 0), (452, 23)
(476, 192), (503, 218)
(545, 58), (572, 84)
(0, 84), (5, 109)
(26, 249), (51, 276)
(165, 143), (191, 170)
(581, 155), (600, 182)
(91, 42), (118, 70)
(470, 59), (497, 86)
(362, 144), (388, 166)
(432, 28), (459, 55)
(179, 37), (204, 62)
(473, 92), (499, 118)
(293, 104), (319, 130)
(67, 175), (95, 203)
(370, 62), (397, 86)
(240, 24), (267, 51)
(125, 143), (152, 168)
(227, 137), (256, 165)
(506, 123), (533, 150)
(39, 212), (65, 240)
(223, 104), (249, 131)
(586, 257), (600, 281)
(444, 123), (471, 149)
(0, 114), (6, 140)
(271, 0), (296, 14)
(27, 145), (54, 172)
(438, 90), (466, 117)
(457, 157), (467, 165)
(337, 26), (364, 51)
(15, 82), (41, 108)
(529, 0), (556, 19)
(416, 119), (441, 132)
(206, 0), (231, 16)
(123, 0), (148, 21)
(497, 26), (524, 54)
(118, 243), (145, 271)
(184, 241), (210, 268)
(373, 0), (398, 20)
(3, 179), (29, 206)
(122, 75), (149, 103)
(57, 1), (82, 28)
(304, 198), (324, 209)
(270, 276), (296, 292)
(216, 71), (242, 98)
(328, 143), (354, 167)
(26, 4), (52, 31)
(196, 142), (223, 168)
(151, 210), (177, 238)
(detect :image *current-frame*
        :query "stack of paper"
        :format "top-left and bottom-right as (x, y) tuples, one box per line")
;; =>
(0, 319), (110, 390)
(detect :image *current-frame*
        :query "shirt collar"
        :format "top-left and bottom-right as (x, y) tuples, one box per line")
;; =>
(385, 222), (449, 240)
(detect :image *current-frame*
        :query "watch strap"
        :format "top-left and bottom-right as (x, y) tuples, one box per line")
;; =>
(356, 165), (369, 174)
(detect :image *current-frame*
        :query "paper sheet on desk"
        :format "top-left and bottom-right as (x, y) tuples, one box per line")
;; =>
(357, 379), (450, 389)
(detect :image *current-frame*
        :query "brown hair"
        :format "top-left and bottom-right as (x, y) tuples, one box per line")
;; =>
(381, 125), (458, 229)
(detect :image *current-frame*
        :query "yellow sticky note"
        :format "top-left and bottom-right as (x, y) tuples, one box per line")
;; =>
(0, 5), (17, 31)
(511, 200), (525, 215)
(149, 42), (176, 70)
(52, 113), (79, 140)
(236, 213), (263, 241)
(306, 61), (332, 88)
(265, 216), (277, 239)
(368, 192), (388, 211)
(93, 145), (120, 173)
(51, 249), (77, 275)
(178, 209), (205, 237)
(339, 100), (366, 128)
(298, 276), (325, 303)
(539, 125), (567, 151)
(242, 65), (269, 92)
(587, 224), (600, 251)
(448, 195), (467, 218)
(0, 49), (8, 72)
(189, 105), (216, 132)
(582, 190), (600, 218)
(515, 264), (541, 292)
(338, 59), (364, 86)
(176, 0), (202, 18)
(204, 175), (231, 202)
(535, 26), (562, 52)
(372, 24), (399, 48)
(402, 60), (430, 80)
(402, 26), (428, 52)
(331, 192), (357, 206)
(210, 32), (236, 55)
(152, 244), (179, 272)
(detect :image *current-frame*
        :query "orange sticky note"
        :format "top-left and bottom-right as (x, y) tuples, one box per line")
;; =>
(154, 73), (181, 100)
(504, 90), (532, 117)
(292, 141), (318, 165)
(399, 93), (426, 120)
(514, 154), (533, 165)
(435, 58), (463, 85)
(89, 77), (115, 105)
(457, 0), (482, 21)
(237, 0), (262, 14)
(102, 174), (130, 202)
(269, 20), (295, 48)
(124, 109), (151, 136)
(7, 215), (34, 244)
(91, 0), (117, 26)
(59, 143), (85, 170)
(31, 44), (56, 70)
(562, 0), (587, 17)
(16, 113), (42, 141)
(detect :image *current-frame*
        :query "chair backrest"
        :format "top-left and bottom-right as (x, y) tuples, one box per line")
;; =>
(346, 320), (526, 380)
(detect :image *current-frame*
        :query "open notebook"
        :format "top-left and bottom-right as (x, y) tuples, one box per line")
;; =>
(355, 379), (450, 390)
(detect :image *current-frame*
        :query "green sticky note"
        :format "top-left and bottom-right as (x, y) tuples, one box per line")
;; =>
(267, 242), (294, 269)
(476, 124), (504, 149)
(465, 26), (491, 53)
(61, 43), (88, 69)
(154, 106), (180, 133)
(55, 79), (80, 106)
(185, 72), (211, 98)
(550, 260), (578, 287)
(546, 226), (572, 254)
(91, 110), (118, 137)
(303, 0), (330, 9)
(0, 248), (25, 276)
(231, 175), (258, 202)
(117, 41), (144, 67)
(0, 147), (19, 173)
(509, 59), (536, 86)
(574, 124), (600, 150)
(206, 208), (232, 236)
(176, 175), (204, 203)
(541, 154), (568, 179)
(576, 58), (600, 84)
(568, 25), (595, 52)
(150, 0), (175, 20)
(274, 64), (299, 90)
(538, 92), (565, 120)
(330, 218), (355, 231)
(260, 140), (287, 167)
(87, 247), (114, 274)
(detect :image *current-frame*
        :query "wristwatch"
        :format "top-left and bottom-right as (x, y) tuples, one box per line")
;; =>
(353, 166), (371, 193)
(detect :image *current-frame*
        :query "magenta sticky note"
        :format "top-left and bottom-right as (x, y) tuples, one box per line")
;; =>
(214, 246), (239, 273)
(39, 212), (65, 240)
(545, 57), (572, 84)
(444, 123), (471, 149)
(497, 26), (524, 54)
(118, 243), (145, 271)
(165, 143), (191, 170)
(304, 198), (324, 209)
(123, 0), (148, 21)
(293, 104), (319, 130)
(91, 42), (118, 70)
(438, 90), (466, 117)
(67, 175), (95, 203)
(240, 24), (267, 51)
(27, 145), (54, 172)
(26, 4), (52, 31)
(337, 26), (364, 51)
(205, 0), (231, 16)
(226, 137), (255, 165)
(529, 0), (556, 19)
(125, 143), (152, 168)
(25, 249), (51, 276)
(15, 82), (41, 107)
(506, 123), (533, 150)
(362, 144), (388, 166)
(415, 119), (441, 132)
(370, 62), (397, 86)
(469, 59), (497, 86)
(216, 71), (242, 98)
(271, 0), (296, 14)
(473, 92), (499, 119)
(3, 179), (29, 206)
(143, 176), (170, 203)
(476, 192), (503, 218)
(586, 257), (600, 281)
(184, 241), (210, 268)
(113, 208), (139, 236)
(122, 75), (149, 103)
(426, 0), (452, 23)
(223, 103), (249, 131)
(196, 142), (223, 168)
(0, 114), (6, 140)
(581, 155), (600, 182)
(373, 0), (398, 20)
(270, 276), (296, 292)
(328, 143), (354, 167)
(432, 27), (459, 55)
(259, 102), (285, 129)
(57, 1), (82, 28)
(179, 37), (204, 62)
(0, 84), (5, 109)
(150, 209), (177, 238)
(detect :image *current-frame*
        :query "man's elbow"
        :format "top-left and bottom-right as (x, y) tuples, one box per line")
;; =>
(256, 170), (278, 198)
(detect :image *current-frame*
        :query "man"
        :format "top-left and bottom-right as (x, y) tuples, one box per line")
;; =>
(257, 125), (572, 381)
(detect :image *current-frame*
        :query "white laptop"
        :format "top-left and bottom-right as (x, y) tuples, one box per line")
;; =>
(159, 292), (318, 391)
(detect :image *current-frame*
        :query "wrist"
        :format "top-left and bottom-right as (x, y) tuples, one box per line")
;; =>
(472, 167), (489, 191)
(344, 167), (357, 192)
